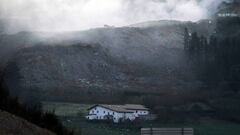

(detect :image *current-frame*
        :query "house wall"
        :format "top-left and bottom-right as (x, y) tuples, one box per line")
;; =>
(111, 112), (136, 123)
(113, 112), (123, 123)
(129, 110), (149, 117)
(124, 113), (136, 121)
(89, 106), (115, 120)
(86, 115), (97, 120)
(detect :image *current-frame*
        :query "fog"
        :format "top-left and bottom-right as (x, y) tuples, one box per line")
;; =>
(0, 0), (227, 33)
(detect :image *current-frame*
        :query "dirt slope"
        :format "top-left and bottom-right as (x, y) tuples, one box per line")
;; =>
(0, 110), (56, 135)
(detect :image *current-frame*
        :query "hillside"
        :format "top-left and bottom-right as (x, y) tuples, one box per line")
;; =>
(2, 20), (215, 103)
(0, 31), (42, 69)
(0, 110), (55, 135)
(0, 19), (215, 68)
(4, 42), (199, 104)
(45, 20), (215, 61)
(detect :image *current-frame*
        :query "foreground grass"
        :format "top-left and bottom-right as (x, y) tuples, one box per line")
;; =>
(61, 117), (139, 135)
(43, 102), (240, 135)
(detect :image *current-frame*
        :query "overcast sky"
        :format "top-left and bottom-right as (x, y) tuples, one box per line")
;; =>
(0, 0), (227, 33)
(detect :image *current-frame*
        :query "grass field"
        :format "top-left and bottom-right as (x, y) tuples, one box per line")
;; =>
(42, 102), (91, 116)
(42, 102), (240, 135)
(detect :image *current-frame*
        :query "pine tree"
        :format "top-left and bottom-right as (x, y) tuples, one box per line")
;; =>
(184, 28), (190, 51)
(190, 32), (200, 55)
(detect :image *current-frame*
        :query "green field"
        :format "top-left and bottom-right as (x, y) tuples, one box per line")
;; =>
(42, 102), (91, 116)
(42, 102), (240, 135)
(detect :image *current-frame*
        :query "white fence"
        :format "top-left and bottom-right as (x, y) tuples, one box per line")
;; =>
(141, 128), (194, 135)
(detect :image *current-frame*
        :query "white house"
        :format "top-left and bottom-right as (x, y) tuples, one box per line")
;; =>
(86, 104), (150, 123)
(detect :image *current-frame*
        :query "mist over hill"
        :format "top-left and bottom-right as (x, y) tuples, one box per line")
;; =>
(0, 0), (225, 33)
(0, 19), (215, 103)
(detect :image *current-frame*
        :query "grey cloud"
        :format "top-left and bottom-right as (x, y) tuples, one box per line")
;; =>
(0, 0), (228, 33)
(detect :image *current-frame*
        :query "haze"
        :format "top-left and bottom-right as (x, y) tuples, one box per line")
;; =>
(0, 0), (226, 33)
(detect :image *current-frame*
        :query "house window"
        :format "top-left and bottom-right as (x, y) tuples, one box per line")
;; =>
(97, 111), (99, 113)
(108, 112), (110, 115)
(92, 110), (94, 114)
(104, 111), (105, 114)
(113, 112), (115, 115)
(136, 111), (138, 113)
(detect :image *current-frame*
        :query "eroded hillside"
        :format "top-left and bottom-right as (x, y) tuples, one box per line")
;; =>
(0, 110), (55, 135)
(2, 20), (214, 103)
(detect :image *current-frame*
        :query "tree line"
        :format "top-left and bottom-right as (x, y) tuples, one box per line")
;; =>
(182, 17), (240, 122)
(184, 17), (240, 92)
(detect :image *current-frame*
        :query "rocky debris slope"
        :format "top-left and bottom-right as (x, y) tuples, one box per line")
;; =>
(2, 20), (214, 102)
(0, 110), (56, 135)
